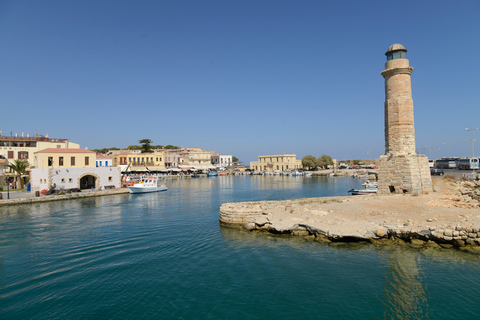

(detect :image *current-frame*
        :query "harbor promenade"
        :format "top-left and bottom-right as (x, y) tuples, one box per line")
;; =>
(0, 188), (129, 207)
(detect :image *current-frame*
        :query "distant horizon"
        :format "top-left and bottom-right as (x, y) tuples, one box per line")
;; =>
(2, 0), (479, 164)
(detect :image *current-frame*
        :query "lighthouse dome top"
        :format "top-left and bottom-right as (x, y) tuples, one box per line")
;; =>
(386, 43), (406, 53)
(385, 43), (407, 60)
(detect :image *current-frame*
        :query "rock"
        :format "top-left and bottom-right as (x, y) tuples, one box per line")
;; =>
(466, 238), (476, 245)
(255, 216), (270, 226)
(466, 227), (473, 233)
(453, 239), (466, 247)
(444, 229), (453, 237)
(375, 229), (386, 237)
(425, 240), (440, 247)
(410, 239), (425, 247)
(444, 236), (453, 241)
(245, 222), (256, 231)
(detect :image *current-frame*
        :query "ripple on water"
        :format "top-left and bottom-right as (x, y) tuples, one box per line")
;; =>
(2, 177), (480, 319)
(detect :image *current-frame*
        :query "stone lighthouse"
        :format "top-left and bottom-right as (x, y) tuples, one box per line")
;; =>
(377, 44), (432, 194)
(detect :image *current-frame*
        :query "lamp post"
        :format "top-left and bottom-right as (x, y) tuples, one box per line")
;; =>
(465, 128), (479, 172)
(465, 128), (479, 158)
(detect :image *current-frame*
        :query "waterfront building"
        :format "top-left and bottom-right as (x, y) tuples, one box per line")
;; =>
(179, 149), (216, 170)
(164, 151), (184, 168)
(0, 132), (79, 168)
(113, 151), (166, 172)
(377, 44), (432, 194)
(250, 154), (302, 172)
(31, 148), (120, 191)
(0, 132), (80, 186)
(211, 154), (233, 169)
(96, 154), (113, 167)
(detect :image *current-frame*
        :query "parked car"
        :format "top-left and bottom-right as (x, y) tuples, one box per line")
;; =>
(430, 168), (444, 176)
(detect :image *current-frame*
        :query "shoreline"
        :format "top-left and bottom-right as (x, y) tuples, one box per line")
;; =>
(0, 188), (130, 206)
(220, 177), (480, 251)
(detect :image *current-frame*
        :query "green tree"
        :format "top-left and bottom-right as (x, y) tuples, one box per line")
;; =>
(7, 159), (29, 189)
(302, 155), (317, 170)
(139, 139), (153, 153)
(127, 145), (142, 150)
(165, 145), (180, 150)
(92, 147), (119, 154)
(232, 156), (239, 163)
(317, 154), (333, 169)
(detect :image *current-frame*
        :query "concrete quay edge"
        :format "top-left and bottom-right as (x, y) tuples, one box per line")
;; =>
(0, 188), (130, 206)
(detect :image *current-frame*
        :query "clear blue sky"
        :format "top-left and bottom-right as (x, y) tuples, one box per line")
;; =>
(1, 0), (479, 164)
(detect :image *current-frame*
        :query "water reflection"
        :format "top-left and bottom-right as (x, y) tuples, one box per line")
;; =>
(379, 247), (429, 319)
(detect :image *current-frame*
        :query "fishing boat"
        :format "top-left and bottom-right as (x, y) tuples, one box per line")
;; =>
(128, 176), (167, 194)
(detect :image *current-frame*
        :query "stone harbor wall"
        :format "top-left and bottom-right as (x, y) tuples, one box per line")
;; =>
(377, 154), (432, 194)
(219, 178), (480, 251)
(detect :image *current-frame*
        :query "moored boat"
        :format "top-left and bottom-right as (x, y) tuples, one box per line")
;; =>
(128, 176), (167, 194)
(348, 188), (377, 195)
(348, 182), (378, 195)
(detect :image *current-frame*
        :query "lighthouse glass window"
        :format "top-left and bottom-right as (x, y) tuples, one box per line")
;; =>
(387, 51), (406, 61)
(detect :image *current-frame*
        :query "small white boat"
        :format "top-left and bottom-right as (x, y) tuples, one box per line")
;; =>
(348, 188), (377, 195)
(128, 177), (167, 194)
(361, 181), (378, 188)
(348, 182), (378, 195)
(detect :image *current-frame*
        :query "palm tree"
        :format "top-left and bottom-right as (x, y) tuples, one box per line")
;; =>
(7, 159), (29, 189)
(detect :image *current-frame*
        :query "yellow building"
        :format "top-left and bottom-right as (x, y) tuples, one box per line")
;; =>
(34, 148), (96, 169)
(0, 134), (80, 167)
(31, 148), (121, 192)
(113, 151), (165, 171)
(250, 154), (302, 172)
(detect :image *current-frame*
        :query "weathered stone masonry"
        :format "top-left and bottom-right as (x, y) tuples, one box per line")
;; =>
(377, 44), (432, 194)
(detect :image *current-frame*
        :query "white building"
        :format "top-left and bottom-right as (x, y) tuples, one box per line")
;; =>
(211, 154), (233, 169)
(31, 167), (121, 192)
(96, 154), (113, 167)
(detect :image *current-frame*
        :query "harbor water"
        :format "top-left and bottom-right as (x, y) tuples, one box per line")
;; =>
(1, 176), (480, 319)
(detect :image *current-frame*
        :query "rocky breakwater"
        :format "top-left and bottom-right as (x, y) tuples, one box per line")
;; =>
(219, 177), (480, 251)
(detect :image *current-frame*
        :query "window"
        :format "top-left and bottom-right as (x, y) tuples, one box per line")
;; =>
(129, 157), (132, 163)
(57, 145), (61, 148)
(18, 151), (28, 159)
(71, 157), (75, 166)
(48, 157), (53, 166)
(69, 178), (73, 183)
(85, 157), (89, 166)
(108, 176), (112, 182)
(59, 157), (64, 166)
(8, 151), (14, 159)
(61, 178), (65, 183)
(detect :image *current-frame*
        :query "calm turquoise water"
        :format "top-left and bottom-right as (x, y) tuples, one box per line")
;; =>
(1, 176), (480, 319)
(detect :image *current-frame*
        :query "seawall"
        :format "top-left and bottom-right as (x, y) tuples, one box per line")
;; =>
(0, 188), (130, 207)
(220, 178), (480, 250)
